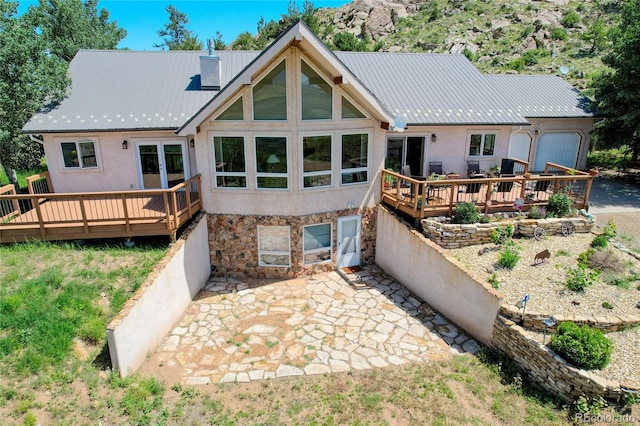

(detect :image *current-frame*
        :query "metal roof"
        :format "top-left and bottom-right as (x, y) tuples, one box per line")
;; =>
(23, 47), (593, 134)
(23, 50), (260, 133)
(484, 74), (595, 118)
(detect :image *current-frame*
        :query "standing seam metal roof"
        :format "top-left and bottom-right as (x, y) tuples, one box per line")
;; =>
(22, 49), (592, 133)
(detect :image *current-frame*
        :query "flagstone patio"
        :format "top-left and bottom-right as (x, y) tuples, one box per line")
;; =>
(140, 266), (481, 385)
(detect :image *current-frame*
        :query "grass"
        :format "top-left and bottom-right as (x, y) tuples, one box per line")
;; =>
(0, 163), (48, 191)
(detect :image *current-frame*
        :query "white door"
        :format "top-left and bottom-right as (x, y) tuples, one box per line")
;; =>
(337, 215), (361, 269)
(533, 133), (580, 172)
(508, 133), (531, 162)
(137, 142), (187, 189)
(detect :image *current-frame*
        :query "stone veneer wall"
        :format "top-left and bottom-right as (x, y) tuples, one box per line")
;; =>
(500, 305), (640, 333)
(207, 207), (376, 279)
(421, 217), (595, 249)
(492, 316), (640, 402)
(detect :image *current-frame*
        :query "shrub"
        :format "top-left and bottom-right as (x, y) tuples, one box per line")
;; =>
(566, 266), (598, 292)
(498, 242), (520, 269)
(527, 204), (546, 219)
(577, 248), (594, 269)
(490, 224), (513, 245)
(452, 202), (479, 224)
(550, 27), (568, 40)
(587, 248), (624, 273)
(601, 301), (613, 310)
(487, 272), (499, 289)
(602, 220), (617, 238)
(590, 235), (608, 248)
(547, 193), (573, 217)
(561, 10), (580, 28)
(550, 322), (613, 370)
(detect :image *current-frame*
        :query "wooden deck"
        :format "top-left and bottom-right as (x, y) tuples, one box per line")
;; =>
(381, 162), (594, 220)
(0, 174), (202, 243)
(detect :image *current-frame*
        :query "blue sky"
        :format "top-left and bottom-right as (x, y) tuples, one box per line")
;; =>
(17, 0), (348, 50)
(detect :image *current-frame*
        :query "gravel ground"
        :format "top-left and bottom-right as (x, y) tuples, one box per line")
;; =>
(448, 231), (640, 387)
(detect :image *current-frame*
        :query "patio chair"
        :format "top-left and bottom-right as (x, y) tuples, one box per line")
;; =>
(500, 158), (515, 175)
(458, 173), (484, 201)
(427, 161), (444, 201)
(467, 161), (480, 177)
(534, 174), (553, 192)
(428, 161), (443, 176)
(496, 174), (515, 200)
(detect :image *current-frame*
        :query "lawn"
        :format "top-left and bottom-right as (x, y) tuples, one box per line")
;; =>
(0, 240), (635, 424)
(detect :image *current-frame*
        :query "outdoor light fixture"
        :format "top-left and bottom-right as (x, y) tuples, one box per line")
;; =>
(542, 316), (556, 345)
(190, 138), (195, 148)
(122, 140), (128, 150)
(431, 133), (437, 143)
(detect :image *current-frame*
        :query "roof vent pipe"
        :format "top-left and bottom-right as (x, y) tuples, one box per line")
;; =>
(200, 39), (221, 90)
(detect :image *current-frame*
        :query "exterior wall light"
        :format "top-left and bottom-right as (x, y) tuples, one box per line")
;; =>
(431, 133), (437, 143)
(122, 140), (128, 150)
(190, 138), (195, 148)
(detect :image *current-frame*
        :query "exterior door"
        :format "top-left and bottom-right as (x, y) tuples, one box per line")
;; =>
(337, 215), (361, 269)
(137, 142), (187, 189)
(508, 133), (531, 162)
(406, 137), (425, 176)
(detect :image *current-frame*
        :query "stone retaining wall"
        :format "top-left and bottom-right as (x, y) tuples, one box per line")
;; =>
(492, 315), (640, 402)
(208, 207), (376, 279)
(500, 304), (640, 333)
(421, 217), (595, 249)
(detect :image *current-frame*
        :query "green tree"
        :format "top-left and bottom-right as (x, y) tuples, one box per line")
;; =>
(332, 32), (369, 51)
(0, 1), (69, 170)
(212, 31), (226, 50)
(592, 0), (640, 161)
(155, 5), (203, 50)
(231, 31), (255, 50)
(29, 0), (126, 62)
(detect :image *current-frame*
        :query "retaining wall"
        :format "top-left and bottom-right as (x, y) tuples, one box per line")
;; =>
(107, 213), (210, 377)
(376, 205), (503, 345)
(421, 217), (595, 249)
(492, 315), (640, 402)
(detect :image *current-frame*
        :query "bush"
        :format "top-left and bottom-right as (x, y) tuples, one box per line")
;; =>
(602, 219), (617, 238)
(452, 202), (479, 224)
(587, 248), (624, 273)
(550, 322), (613, 370)
(561, 10), (580, 28)
(491, 224), (513, 245)
(527, 204), (546, 219)
(498, 242), (520, 269)
(550, 27), (568, 40)
(566, 266), (599, 292)
(547, 193), (573, 217)
(577, 248), (594, 269)
(590, 235), (608, 248)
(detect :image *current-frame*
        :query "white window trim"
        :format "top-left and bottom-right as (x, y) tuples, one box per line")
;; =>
(59, 138), (101, 171)
(258, 225), (291, 268)
(303, 222), (333, 265)
(300, 58), (333, 122)
(467, 131), (497, 158)
(252, 59), (288, 122)
(340, 131), (370, 186)
(212, 135), (248, 189)
(301, 134), (332, 190)
(255, 135), (289, 191)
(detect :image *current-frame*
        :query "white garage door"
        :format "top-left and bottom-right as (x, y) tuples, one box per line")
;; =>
(508, 133), (531, 162)
(533, 133), (580, 172)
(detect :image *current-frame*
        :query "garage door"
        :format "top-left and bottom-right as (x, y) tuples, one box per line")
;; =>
(533, 133), (580, 172)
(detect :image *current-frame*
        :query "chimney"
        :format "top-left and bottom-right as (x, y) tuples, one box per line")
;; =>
(200, 39), (221, 90)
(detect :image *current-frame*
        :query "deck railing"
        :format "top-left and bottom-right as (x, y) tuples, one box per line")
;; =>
(381, 163), (593, 220)
(0, 175), (202, 243)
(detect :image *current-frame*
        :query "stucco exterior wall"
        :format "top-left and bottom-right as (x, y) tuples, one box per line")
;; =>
(106, 213), (210, 377)
(375, 206), (502, 345)
(208, 207), (376, 279)
(526, 118), (595, 171)
(41, 131), (192, 193)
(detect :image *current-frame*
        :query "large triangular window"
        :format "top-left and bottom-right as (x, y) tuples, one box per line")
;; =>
(253, 61), (287, 120)
(301, 60), (332, 120)
(341, 96), (366, 119)
(216, 97), (244, 120)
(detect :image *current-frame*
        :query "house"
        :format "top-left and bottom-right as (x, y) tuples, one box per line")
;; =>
(21, 21), (594, 278)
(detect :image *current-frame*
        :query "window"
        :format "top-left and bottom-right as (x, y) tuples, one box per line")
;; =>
(303, 135), (332, 188)
(216, 97), (243, 120)
(303, 223), (332, 265)
(468, 133), (496, 157)
(341, 96), (366, 119)
(253, 61), (287, 120)
(301, 60), (332, 120)
(61, 140), (97, 169)
(255, 136), (288, 189)
(213, 136), (246, 188)
(258, 226), (291, 267)
(341, 133), (368, 185)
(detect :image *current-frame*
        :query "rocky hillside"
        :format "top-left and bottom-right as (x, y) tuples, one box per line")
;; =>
(315, 0), (619, 92)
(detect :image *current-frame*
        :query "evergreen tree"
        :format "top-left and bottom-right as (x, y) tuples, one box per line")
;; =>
(155, 5), (203, 50)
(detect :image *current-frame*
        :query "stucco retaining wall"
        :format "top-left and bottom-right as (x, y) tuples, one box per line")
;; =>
(375, 206), (502, 345)
(492, 315), (640, 402)
(499, 304), (640, 333)
(207, 207), (376, 279)
(107, 213), (210, 377)
(421, 217), (596, 248)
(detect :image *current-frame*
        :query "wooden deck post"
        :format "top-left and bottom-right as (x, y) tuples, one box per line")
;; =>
(162, 193), (171, 231)
(121, 194), (131, 233)
(32, 196), (46, 238)
(78, 195), (89, 234)
(584, 176), (593, 209)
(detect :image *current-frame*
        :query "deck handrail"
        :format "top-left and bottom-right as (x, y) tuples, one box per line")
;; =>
(511, 158), (529, 175)
(0, 175), (202, 243)
(26, 171), (53, 194)
(543, 162), (589, 176)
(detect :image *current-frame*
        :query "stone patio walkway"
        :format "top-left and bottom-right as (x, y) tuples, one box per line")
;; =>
(141, 266), (481, 385)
